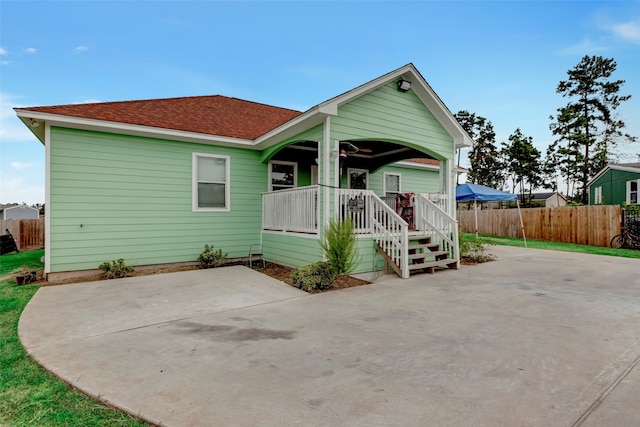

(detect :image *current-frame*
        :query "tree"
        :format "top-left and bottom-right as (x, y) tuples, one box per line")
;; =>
(501, 128), (542, 206)
(454, 111), (504, 189)
(550, 55), (635, 204)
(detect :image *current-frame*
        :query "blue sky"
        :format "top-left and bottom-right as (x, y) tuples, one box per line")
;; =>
(1, 0), (639, 204)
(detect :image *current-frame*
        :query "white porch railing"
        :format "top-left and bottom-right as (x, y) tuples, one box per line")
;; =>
(414, 193), (459, 267)
(262, 186), (318, 233)
(335, 189), (374, 234)
(423, 192), (449, 214)
(336, 189), (409, 278)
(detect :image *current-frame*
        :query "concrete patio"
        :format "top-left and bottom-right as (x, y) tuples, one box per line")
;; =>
(19, 247), (640, 426)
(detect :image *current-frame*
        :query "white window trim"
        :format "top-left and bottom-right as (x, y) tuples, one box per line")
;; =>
(347, 168), (369, 190)
(192, 153), (230, 212)
(383, 172), (402, 195)
(594, 186), (602, 205)
(268, 160), (298, 192)
(627, 179), (640, 205)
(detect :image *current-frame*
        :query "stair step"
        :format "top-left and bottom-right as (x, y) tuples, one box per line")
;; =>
(407, 242), (439, 251)
(408, 258), (458, 271)
(408, 250), (449, 260)
(408, 235), (431, 243)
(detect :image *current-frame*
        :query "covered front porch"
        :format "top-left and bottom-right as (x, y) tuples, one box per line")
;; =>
(261, 185), (458, 278)
(253, 65), (471, 278)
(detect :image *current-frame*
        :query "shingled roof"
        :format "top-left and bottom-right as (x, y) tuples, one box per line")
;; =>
(19, 95), (303, 140)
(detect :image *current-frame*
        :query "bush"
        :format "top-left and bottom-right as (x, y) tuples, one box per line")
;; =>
(319, 218), (358, 276)
(198, 244), (227, 269)
(459, 235), (495, 263)
(291, 261), (336, 292)
(98, 258), (134, 279)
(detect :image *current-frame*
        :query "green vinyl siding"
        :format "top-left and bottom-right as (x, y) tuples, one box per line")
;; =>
(590, 168), (640, 206)
(371, 165), (439, 195)
(49, 127), (266, 272)
(351, 237), (385, 274)
(262, 232), (384, 274)
(261, 232), (323, 268)
(332, 82), (454, 161)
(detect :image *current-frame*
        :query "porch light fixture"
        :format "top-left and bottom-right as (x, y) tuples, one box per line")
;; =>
(30, 119), (39, 128)
(397, 79), (411, 92)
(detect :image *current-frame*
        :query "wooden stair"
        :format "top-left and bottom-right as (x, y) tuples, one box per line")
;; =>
(376, 235), (458, 277)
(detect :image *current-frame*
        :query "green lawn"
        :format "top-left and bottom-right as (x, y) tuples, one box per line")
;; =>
(0, 250), (147, 427)
(468, 233), (640, 259)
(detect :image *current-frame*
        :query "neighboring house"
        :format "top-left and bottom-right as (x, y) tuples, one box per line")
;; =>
(15, 63), (473, 280)
(0, 204), (40, 220)
(526, 192), (568, 208)
(588, 163), (640, 206)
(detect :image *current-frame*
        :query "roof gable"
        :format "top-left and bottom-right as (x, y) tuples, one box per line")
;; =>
(588, 163), (640, 188)
(257, 63), (474, 149)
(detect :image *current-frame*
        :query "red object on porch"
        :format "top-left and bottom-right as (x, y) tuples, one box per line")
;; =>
(396, 193), (416, 230)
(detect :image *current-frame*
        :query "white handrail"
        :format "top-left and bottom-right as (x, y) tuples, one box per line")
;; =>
(415, 193), (459, 266)
(336, 189), (409, 278)
(262, 186), (318, 233)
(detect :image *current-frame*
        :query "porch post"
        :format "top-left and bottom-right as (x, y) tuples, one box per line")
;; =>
(447, 159), (455, 215)
(320, 117), (332, 239)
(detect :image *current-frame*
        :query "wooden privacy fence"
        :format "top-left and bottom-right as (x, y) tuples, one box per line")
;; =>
(0, 219), (45, 251)
(458, 205), (621, 247)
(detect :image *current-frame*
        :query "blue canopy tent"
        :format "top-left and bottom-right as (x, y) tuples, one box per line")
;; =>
(456, 183), (526, 247)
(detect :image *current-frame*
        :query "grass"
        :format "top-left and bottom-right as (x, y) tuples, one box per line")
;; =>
(467, 233), (640, 259)
(0, 250), (148, 427)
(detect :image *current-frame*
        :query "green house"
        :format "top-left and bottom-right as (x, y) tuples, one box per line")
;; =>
(15, 64), (473, 281)
(588, 163), (640, 206)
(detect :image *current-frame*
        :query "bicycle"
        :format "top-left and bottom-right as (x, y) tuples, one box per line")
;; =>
(610, 228), (640, 249)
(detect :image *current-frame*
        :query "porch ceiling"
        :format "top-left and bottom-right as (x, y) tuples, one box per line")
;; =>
(272, 140), (436, 171)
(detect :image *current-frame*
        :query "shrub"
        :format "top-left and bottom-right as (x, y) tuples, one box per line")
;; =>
(198, 244), (227, 269)
(291, 261), (336, 292)
(98, 258), (134, 279)
(319, 218), (358, 276)
(459, 235), (495, 263)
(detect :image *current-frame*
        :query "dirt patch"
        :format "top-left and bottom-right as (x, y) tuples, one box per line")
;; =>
(27, 261), (371, 292)
(256, 262), (371, 293)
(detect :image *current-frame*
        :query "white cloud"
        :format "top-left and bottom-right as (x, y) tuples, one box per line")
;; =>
(0, 93), (38, 142)
(0, 177), (44, 205)
(558, 38), (610, 55)
(610, 21), (640, 43)
(0, 47), (7, 55)
(75, 45), (89, 53)
(25, 47), (37, 54)
(11, 161), (34, 170)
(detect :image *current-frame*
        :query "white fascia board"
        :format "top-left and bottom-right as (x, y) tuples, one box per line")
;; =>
(587, 165), (640, 188)
(394, 161), (441, 172)
(609, 165), (640, 174)
(16, 115), (46, 145)
(15, 109), (257, 149)
(254, 106), (332, 148)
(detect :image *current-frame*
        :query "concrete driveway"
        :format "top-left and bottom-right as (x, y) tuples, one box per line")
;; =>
(19, 248), (640, 427)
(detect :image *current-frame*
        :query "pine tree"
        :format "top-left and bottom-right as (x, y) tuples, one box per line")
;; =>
(455, 111), (504, 189)
(550, 55), (634, 204)
(502, 128), (542, 206)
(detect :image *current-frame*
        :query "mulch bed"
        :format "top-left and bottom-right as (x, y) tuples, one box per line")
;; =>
(27, 261), (371, 293)
(256, 262), (371, 293)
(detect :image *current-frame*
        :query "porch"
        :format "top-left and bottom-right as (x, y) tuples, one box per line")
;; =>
(262, 186), (458, 278)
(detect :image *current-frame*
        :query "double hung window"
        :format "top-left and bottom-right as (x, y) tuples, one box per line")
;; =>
(193, 153), (230, 211)
(384, 173), (401, 196)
